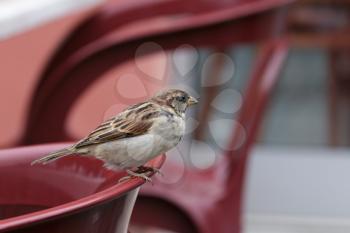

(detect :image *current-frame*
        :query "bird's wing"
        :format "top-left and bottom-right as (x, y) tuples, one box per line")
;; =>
(74, 102), (158, 148)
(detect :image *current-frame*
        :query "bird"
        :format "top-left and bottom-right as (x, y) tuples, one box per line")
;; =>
(32, 89), (198, 182)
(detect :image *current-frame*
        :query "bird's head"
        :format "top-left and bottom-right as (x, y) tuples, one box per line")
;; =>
(152, 89), (198, 116)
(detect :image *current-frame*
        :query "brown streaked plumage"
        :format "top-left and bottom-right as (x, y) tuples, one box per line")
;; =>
(32, 89), (198, 182)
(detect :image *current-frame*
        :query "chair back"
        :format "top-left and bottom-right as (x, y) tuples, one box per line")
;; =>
(22, 0), (291, 144)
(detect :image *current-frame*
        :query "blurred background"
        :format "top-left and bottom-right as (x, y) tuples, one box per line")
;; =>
(1, 0), (350, 232)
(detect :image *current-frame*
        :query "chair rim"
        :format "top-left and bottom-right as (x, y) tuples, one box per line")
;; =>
(0, 143), (165, 232)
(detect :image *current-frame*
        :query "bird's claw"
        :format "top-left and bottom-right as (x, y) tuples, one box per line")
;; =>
(118, 167), (163, 183)
(150, 167), (164, 177)
(136, 166), (163, 177)
(118, 170), (153, 183)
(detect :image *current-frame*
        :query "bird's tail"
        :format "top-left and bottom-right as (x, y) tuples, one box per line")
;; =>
(31, 148), (74, 165)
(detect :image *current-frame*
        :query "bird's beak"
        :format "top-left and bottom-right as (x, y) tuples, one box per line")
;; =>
(187, 96), (199, 106)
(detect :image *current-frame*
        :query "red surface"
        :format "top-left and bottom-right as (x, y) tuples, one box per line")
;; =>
(0, 143), (165, 233)
(0, 0), (152, 147)
(17, 0), (293, 232)
(0, 2), (98, 147)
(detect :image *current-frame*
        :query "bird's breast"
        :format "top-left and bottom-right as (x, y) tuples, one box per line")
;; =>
(150, 115), (185, 144)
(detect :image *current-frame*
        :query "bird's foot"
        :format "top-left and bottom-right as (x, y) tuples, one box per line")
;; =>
(136, 166), (163, 177)
(118, 169), (153, 183)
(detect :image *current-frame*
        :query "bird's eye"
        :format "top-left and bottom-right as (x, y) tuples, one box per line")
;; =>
(176, 96), (187, 102)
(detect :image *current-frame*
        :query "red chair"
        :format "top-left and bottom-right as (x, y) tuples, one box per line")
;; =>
(21, 0), (292, 232)
(21, 0), (294, 144)
(0, 143), (164, 233)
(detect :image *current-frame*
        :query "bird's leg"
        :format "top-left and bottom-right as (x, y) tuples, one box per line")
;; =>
(136, 166), (163, 176)
(118, 166), (163, 183)
(118, 169), (153, 183)
(127, 169), (152, 182)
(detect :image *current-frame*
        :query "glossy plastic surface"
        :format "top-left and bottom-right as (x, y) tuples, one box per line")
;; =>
(0, 143), (164, 233)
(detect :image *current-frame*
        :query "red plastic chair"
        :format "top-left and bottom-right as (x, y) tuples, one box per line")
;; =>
(21, 0), (293, 144)
(20, 0), (292, 232)
(0, 143), (164, 233)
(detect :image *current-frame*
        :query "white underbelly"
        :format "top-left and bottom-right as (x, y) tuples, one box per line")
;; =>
(88, 115), (185, 170)
(90, 133), (179, 169)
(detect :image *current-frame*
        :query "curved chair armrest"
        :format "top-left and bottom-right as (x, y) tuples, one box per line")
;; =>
(0, 143), (165, 233)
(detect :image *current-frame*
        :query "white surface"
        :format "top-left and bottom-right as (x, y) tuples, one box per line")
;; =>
(245, 146), (350, 218)
(0, 0), (102, 40)
(244, 214), (350, 233)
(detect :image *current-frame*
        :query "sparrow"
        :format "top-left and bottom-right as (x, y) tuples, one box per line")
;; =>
(32, 89), (198, 182)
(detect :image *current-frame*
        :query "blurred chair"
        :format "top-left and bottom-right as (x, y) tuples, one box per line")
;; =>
(0, 143), (165, 233)
(192, 46), (228, 141)
(21, 0), (292, 232)
(288, 0), (350, 146)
